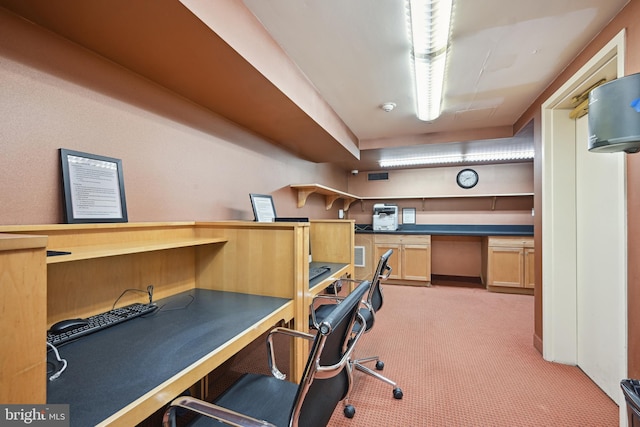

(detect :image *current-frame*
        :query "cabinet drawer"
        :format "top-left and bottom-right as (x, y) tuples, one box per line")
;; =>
(487, 237), (533, 248)
(375, 234), (431, 245)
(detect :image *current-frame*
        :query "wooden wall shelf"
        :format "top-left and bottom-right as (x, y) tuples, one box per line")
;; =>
(291, 183), (533, 212)
(290, 184), (359, 211)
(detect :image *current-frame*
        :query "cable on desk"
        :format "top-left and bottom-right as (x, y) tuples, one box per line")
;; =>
(154, 293), (195, 313)
(112, 285), (155, 310)
(47, 342), (67, 381)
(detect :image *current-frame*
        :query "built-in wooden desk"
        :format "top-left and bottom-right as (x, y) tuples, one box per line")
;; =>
(0, 233), (47, 404)
(47, 289), (292, 426)
(0, 220), (354, 425)
(309, 219), (354, 292)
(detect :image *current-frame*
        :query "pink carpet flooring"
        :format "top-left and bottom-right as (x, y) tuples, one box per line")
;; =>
(202, 283), (619, 426)
(326, 284), (618, 426)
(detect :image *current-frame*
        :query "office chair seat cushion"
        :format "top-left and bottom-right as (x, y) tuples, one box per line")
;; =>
(187, 373), (298, 426)
(313, 304), (374, 333)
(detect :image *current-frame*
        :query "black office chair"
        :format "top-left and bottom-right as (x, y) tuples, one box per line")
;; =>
(310, 249), (402, 418)
(162, 280), (371, 427)
(622, 379), (640, 427)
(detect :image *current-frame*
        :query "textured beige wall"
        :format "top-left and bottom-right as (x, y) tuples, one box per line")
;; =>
(346, 163), (534, 225)
(348, 163), (533, 198)
(0, 9), (346, 225)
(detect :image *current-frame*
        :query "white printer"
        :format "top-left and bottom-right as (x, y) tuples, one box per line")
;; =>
(372, 203), (398, 231)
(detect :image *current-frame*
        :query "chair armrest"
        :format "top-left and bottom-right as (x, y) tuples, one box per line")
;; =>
(266, 327), (315, 380)
(337, 278), (366, 283)
(309, 294), (347, 329)
(315, 312), (367, 380)
(313, 294), (347, 303)
(162, 396), (276, 427)
(380, 264), (392, 280)
(331, 277), (367, 290)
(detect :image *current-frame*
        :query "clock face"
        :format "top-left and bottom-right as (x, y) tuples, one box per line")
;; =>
(456, 169), (478, 189)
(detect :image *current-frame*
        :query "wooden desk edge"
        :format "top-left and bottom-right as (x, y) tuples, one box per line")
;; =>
(0, 233), (47, 251)
(96, 300), (294, 426)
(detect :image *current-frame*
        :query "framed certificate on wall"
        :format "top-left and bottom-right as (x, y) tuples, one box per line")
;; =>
(60, 149), (128, 223)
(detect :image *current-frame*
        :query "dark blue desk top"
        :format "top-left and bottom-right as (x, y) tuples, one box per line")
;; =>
(46, 289), (290, 426)
(355, 224), (533, 237)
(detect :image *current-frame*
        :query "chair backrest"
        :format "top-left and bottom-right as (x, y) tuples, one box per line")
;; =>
(622, 379), (640, 427)
(291, 280), (370, 427)
(368, 249), (393, 313)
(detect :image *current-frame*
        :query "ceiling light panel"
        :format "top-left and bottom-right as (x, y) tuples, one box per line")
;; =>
(378, 135), (534, 168)
(408, 0), (454, 121)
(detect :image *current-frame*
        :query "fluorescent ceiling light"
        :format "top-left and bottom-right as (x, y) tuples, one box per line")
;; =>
(379, 149), (534, 168)
(380, 155), (463, 168)
(408, 0), (453, 121)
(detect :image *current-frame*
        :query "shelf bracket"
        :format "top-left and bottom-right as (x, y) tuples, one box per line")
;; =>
(343, 197), (356, 211)
(296, 189), (315, 208)
(325, 194), (340, 210)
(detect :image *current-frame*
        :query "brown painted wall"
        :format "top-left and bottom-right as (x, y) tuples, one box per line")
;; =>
(0, 8), (346, 225)
(515, 0), (640, 370)
(347, 163), (534, 225)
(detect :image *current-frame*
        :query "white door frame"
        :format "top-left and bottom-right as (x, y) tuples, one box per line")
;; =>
(541, 29), (627, 420)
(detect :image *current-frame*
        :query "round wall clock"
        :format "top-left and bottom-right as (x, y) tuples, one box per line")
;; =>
(456, 168), (479, 189)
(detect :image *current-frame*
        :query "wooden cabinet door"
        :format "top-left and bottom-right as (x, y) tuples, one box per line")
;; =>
(524, 248), (535, 289)
(488, 246), (524, 288)
(402, 244), (431, 281)
(374, 235), (431, 285)
(375, 243), (401, 280)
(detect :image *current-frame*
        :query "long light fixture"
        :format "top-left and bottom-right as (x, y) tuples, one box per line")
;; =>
(408, 0), (453, 121)
(379, 149), (535, 168)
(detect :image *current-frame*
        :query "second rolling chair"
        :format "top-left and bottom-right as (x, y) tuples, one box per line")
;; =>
(311, 249), (402, 418)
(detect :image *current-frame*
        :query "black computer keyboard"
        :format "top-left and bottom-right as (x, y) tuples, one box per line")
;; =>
(47, 303), (158, 346)
(309, 266), (330, 281)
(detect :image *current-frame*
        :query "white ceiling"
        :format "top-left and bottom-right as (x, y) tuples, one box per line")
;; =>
(242, 0), (629, 170)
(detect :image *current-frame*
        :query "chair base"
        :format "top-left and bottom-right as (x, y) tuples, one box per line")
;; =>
(353, 356), (399, 389)
(342, 355), (404, 418)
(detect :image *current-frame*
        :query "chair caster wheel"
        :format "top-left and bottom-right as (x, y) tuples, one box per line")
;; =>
(344, 404), (356, 418)
(375, 360), (384, 370)
(393, 387), (403, 399)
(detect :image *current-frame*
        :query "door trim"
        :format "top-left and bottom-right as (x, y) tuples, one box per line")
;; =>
(541, 28), (627, 420)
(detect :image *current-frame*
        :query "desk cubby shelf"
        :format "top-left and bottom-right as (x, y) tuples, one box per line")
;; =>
(46, 237), (227, 264)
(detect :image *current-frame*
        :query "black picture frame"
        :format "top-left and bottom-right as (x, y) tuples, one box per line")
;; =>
(249, 193), (277, 222)
(60, 148), (128, 224)
(402, 207), (417, 224)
